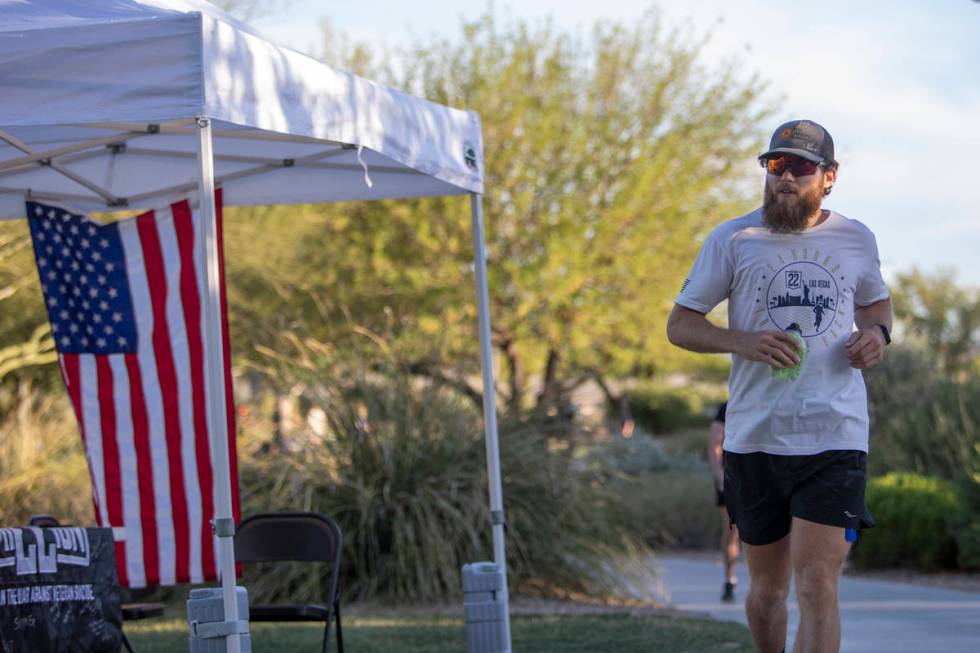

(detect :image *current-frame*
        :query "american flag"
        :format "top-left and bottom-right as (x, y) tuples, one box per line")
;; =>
(27, 193), (239, 588)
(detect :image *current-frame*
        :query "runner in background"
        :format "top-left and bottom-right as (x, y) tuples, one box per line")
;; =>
(708, 401), (740, 602)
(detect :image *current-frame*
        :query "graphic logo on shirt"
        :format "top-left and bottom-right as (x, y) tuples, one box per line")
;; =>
(766, 261), (839, 337)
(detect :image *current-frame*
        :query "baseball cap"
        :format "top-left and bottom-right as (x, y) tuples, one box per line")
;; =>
(759, 120), (837, 167)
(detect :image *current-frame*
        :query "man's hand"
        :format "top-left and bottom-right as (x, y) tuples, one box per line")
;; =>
(846, 327), (886, 369)
(734, 330), (801, 368)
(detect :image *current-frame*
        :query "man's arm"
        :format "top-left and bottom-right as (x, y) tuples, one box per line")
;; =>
(666, 304), (801, 368)
(847, 297), (892, 369)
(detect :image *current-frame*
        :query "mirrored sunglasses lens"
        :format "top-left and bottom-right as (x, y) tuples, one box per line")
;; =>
(766, 157), (786, 175)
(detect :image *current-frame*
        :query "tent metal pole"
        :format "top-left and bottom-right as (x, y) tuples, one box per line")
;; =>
(196, 117), (243, 653)
(469, 191), (512, 651)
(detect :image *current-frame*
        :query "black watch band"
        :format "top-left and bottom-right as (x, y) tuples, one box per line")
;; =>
(876, 323), (891, 345)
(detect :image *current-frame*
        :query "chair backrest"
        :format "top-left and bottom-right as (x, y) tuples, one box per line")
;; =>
(28, 514), (62, 527)
(235, 512), (342, 565)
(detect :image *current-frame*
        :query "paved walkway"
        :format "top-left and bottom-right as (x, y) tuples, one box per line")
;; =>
(655, 553), (980, 652)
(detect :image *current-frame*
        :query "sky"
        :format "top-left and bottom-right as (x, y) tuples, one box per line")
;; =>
(252, 0), (980, 287)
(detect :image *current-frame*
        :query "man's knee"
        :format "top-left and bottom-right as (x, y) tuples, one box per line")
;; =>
(749, 579), (791, 606)
(794, 561), (840, 605)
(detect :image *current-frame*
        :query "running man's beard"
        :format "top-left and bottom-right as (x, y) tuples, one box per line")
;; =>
(762, 182), (824, 233)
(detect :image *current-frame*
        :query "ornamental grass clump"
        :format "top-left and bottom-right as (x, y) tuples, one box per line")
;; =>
(241, 346), (651, 603)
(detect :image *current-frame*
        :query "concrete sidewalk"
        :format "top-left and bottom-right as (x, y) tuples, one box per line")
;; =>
(655, 553), (980, 653)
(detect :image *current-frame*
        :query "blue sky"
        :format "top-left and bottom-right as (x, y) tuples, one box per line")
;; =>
(253, 0), (980, 286)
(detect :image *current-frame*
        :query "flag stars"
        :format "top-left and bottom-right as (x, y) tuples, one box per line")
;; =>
(70, 225), (79, 236)
(93, 313), (102, 324)
(59, 310), (69, 321)
(85, 263), (95, 273)
(89, 288), (98, 299)
(80, 239), (90, 249)
(53, 233), (62, 244)
(69, 323), (79, 334)
(80, 337), (89, 347)
(60, 336), (70, 347)
(34, 206), (43, 216)
(100, 239), (110, 249)
(112, 312), (122, 323)
(92, 252), (102, 262)
(88, 226), (97, 237)
(97, 337), (107, 348)
(105, 263), (115, 273)
(117, 336), (128, 347)
(99, 301), (109, 311)
(104, 325), (114, 335)
(108, 287), (118, 299)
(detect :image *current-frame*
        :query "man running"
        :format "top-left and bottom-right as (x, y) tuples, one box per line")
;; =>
(708, 401), (740, 602)
(666, 119), (892, 653)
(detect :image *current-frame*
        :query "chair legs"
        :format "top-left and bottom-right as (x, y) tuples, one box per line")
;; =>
(122, 632), (136, 653)
(335, 600), (343, 653)
(320, 600), (343, 653)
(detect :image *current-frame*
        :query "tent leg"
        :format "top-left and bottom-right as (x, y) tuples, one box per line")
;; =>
(469, 192), (512, 651)
(196, 117), (243, 653)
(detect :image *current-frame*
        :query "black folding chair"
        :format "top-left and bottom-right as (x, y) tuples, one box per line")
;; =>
(235, 512), (344, 653)
(27, 515), (164, 653)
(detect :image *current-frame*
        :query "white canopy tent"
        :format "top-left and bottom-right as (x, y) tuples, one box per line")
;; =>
(0, 1), (509, 651)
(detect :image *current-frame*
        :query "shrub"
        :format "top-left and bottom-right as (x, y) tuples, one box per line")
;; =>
(950, 475), (980, 571)
(241, 353), (652, 603)
(626, 383), (714, 434)
(852, 473), (962, 570)
(864, 345), (979, 482)
(0, 385), (93, 525)
(592, 433), (720, 549)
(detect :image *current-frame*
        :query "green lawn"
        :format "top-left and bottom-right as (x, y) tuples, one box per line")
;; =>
(126, 613), (754, 652)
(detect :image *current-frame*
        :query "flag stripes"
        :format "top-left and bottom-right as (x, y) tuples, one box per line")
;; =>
(28, 193), (237, 588)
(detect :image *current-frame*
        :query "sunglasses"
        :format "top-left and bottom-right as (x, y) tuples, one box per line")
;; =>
(760, 155), (821, 177)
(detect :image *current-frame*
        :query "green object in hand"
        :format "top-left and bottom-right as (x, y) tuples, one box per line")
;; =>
(772, 325), (806, 381)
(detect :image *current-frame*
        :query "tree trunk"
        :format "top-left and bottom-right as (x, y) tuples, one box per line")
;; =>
(501, 339), (524, 416)
(535, 348), (561, 414)
(591, 370), (633, 435)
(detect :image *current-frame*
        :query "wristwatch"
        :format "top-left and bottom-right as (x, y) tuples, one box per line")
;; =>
(876, 324), (891, 346)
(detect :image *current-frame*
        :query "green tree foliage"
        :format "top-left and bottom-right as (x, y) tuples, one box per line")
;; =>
(391, 12), (770, 414)
(890, 268), (979, 378)
(0, 222), (56, 386)
(229, 10), (771, 418)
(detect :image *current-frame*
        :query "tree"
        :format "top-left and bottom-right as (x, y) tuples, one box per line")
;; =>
(343, 11), (770, 415)
(890, 268), (979, 378)
(222, 10), (771, 420)
(0, 222), (55, 386)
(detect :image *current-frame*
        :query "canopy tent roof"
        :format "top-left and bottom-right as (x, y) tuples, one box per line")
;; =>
(0, 0), (484, 219)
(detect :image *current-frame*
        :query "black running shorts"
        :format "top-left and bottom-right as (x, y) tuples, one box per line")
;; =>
(723, 450), (875, 546)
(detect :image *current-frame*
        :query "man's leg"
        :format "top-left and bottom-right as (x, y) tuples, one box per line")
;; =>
(790, 517), (851, 653)
(725, 523), (741, 579)
(743, 533), (792, 653)
(720, 509), (737, 601)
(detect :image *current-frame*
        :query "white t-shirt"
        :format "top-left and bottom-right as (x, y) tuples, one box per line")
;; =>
(676, 209), (890, 455)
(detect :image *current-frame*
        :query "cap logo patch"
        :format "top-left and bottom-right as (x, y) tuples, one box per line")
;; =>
(780, 127), (793, 139)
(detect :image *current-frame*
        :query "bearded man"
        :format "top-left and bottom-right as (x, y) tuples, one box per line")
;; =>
(666, 120), (893, 653)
